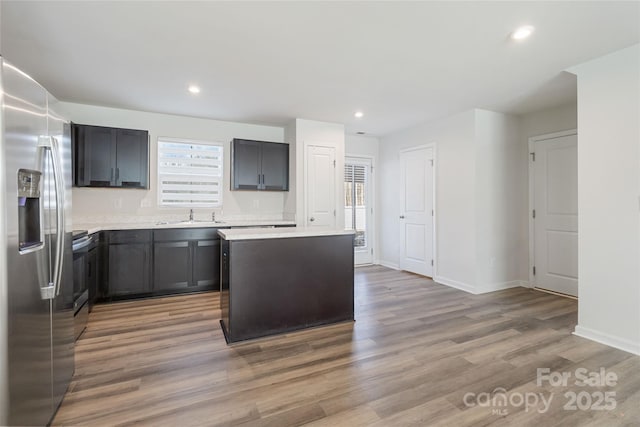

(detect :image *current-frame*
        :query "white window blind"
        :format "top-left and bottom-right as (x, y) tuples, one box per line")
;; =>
(344, 163), (368, 247)
(344, 164), (366, 207)
(157, 138), (223, 207)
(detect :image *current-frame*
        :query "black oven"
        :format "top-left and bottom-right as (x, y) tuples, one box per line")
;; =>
(72, 231), (93, 340)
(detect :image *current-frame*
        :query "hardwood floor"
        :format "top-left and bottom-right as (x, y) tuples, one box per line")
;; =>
(53, 266), (640, 426)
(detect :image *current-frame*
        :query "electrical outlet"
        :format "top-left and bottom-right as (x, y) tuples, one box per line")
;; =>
(140, 199), (152, 208)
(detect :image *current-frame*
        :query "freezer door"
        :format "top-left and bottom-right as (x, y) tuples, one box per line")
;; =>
(2, 61), (55, 426)
(2, 60), (74, 425)
(48, 95), (75, 415)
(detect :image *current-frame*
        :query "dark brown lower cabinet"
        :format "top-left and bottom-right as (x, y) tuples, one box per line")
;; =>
(153, 241), (191, 290)
(102, 226), (290, 301)
(107, 230), (152, 298)
(193, 239), (220, 287)
(152, 228), (222, 295)
(108, 243), (151, 296)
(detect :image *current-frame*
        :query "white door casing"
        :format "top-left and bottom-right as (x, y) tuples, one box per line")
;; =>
(399, 145), (434, 277)
(345, 156), (373, 265)
(305, 145), (336, 227)
(530, 131), (578, 297)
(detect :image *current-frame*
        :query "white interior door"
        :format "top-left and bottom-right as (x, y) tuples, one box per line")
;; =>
(306, 145), (336, 227)
(532, 133), (578, 297)
(345, 157), (373, 265)
(399, 146), (434, 277)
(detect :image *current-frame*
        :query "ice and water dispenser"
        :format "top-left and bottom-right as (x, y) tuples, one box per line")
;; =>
(18, 169), (43, 252)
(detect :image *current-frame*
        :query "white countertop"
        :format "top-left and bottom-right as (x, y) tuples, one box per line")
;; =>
(217, 226), (355, 241)
(75, 220), (296, 235)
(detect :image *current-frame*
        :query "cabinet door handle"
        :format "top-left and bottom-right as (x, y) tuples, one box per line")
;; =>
(258, 174), (261, 185)
(399, 215), (405, 219)
(111, 167), (115, 183)
(310, 217), (315, 222)
(116, 167), (120, 184)
(262, 174), (265, 185)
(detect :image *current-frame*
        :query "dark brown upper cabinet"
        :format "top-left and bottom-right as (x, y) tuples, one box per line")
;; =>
(73, 124), (149, 189)
(231, 139), (289, 191)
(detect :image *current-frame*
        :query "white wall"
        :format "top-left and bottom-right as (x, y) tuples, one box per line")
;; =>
(568, 44), (640, 355)
(379, 109), (526, 293)
(283, 120), (297, 222)
(379, 110), (477, 286)
(346, 134), (379, 159)
(60, 102), (285, 222)
(289, 119), (345, 228)
(474, 110), (524, 291)
(520, 102), (577, 140)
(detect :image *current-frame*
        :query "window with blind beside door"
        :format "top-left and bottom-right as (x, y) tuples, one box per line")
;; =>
(344, 163), (367, 247)
(157, 138), (224, 207)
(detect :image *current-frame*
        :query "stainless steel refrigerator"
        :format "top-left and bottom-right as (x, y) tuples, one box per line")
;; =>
(0, 57), (75, 426)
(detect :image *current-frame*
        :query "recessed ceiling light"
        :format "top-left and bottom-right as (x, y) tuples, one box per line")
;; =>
(511, 25), (534, 40)
(188, 85), (201, 94)
(354, 111), (364, 118)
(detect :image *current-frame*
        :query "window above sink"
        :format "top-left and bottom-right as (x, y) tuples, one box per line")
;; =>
(157, 137), (224, 208)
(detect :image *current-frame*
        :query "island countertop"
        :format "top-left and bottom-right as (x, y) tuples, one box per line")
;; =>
(217, 226), (355, 241)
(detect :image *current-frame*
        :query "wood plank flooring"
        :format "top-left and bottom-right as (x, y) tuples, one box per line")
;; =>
(52, 266), (640, 426)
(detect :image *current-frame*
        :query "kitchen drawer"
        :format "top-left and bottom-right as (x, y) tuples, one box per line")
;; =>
(109, 229), (152, 244)
(153, 227), (222, 242)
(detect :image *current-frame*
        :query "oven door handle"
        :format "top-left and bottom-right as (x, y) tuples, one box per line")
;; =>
(72, 235), (93, 252)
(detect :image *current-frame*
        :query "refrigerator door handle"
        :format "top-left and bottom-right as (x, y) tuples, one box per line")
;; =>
(38, 136), (66, 298)
(50, 136), (66, 296)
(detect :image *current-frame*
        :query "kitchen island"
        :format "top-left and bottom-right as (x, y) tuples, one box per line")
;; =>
(218, 227), (355, 343)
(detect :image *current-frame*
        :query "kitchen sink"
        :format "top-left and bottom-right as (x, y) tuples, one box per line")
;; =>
(156, 219), (227, 226)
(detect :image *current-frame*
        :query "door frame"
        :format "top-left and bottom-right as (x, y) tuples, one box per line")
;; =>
(345, 154), (375, 265)
(399, 143), (437, 277)
(528, 129), (577, 290)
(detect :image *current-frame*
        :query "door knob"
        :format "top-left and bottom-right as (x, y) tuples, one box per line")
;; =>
(310, 217), (315, 222)
(399, 215), (405, 219)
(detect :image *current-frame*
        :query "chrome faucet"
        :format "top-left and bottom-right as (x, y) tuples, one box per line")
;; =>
(211, 211), (216, 222)
(189, 209), (194, 221)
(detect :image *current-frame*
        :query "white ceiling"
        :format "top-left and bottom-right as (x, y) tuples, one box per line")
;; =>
(1, 1), (638, 136)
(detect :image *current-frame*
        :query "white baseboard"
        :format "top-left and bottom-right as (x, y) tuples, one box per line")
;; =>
(476, 280), (528, 294)
(435, 277), (529, 295)
(434, 276), (476, 294)
(573, 325), (640, 356)
(376, 260), (400, 270)
(520, 280), (532, 288)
